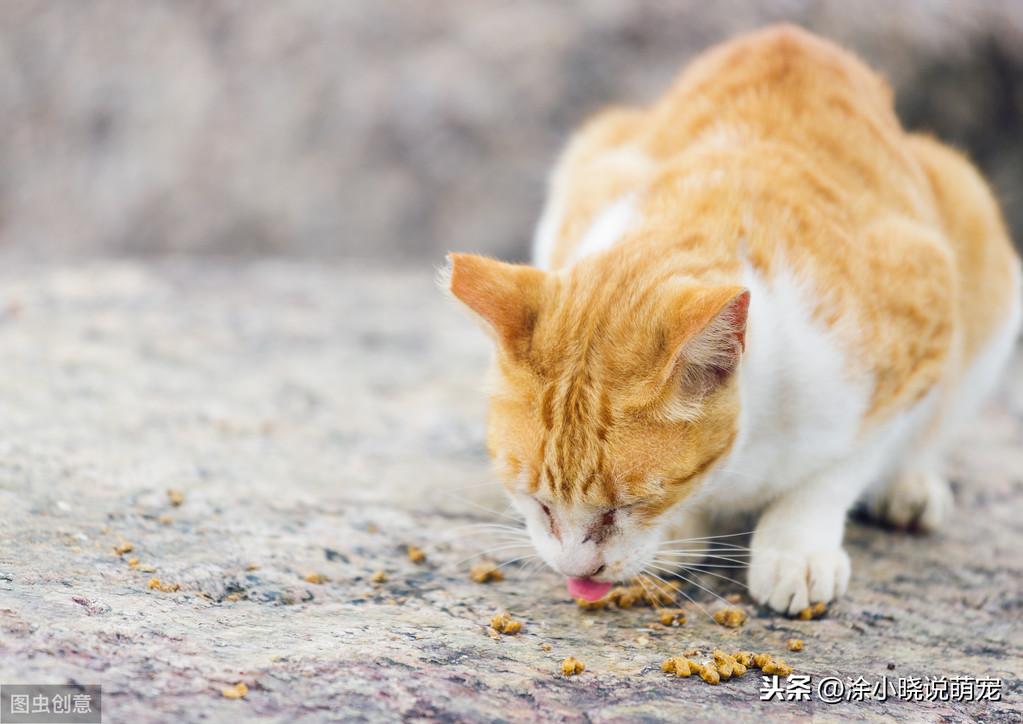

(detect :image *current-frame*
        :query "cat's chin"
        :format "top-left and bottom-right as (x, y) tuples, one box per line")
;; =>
(565, 577), (613, 601)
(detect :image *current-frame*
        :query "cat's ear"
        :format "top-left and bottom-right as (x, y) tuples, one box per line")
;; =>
(661, 285), (750, 401)
(443, 253), (546, 355)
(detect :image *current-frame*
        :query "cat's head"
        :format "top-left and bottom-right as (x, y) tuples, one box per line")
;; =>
(445, 252), (748, 598)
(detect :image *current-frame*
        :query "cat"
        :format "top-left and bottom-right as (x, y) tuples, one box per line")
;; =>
(444, 25), (1021, 614)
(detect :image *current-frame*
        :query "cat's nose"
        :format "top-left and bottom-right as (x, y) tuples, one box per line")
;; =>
(557, 557), (606, 579)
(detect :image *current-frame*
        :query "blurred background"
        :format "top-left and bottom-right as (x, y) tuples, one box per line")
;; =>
(2, 0), (1022, 264)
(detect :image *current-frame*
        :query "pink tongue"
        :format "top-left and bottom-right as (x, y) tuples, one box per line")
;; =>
(566, 577), (613, 602)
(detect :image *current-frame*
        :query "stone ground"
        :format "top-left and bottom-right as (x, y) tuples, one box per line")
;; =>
(0, 260), (1020, 723)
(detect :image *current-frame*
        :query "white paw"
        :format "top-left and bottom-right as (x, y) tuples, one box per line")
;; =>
(871, 471), (953, 532)
(748, 546), (850, 615)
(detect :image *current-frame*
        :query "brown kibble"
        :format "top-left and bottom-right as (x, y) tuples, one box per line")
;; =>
(406, 545), (426, 564)
(713, 606), (747, 628)
(662, 657), (692, 677)
(167, 489), (185, 507)
(225, 592), (244, 602)
(763, 658), (793, 677)
(113, 542), (134, 556)
(147, 578), (180, 593)
(127, 557), (140, 568)
(733, 651), (754, 667)
(797, 601), (828, 620)
(541, 643), (552, 652)
(157, 515), (173, 525)
(469, 561), (505, 584)
(490, 611), (522, 635)
(137, 563), (156, 573)
(698, 664), (721, 685)
(658, 608), (686, 626)
(752, 653), (773, 669)
(245, 563), (260, 572)
(575, 597), (609, 610)
(712, 650), (744, 679)
(221, 682), (248, 699)
(561, 656), (585, 676)
(370, 571), (387, 583)
(304, 572), (327, 585)
(787, 638), (804, 652)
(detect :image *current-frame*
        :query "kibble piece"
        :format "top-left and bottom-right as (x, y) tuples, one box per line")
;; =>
(406, 545), (426, 564)
(469, 561), (504, 584)
(561, 656), (585, 676)
(713, 606), (747, 628)
(698, 664), (721, 685)
(787, 638), (804, 652)
(658, 608), (687, 626)
(661, 657), (691, 677)
(763, 658), (793, 677)
(221, 682), (248, 699)
(147, 578), (180, 593)
(370, 571), (387, 583)
(733, 651), (754, 667)
(490, 611), (522, 635)
(304, 572), (327, 585)
(752, 653), (773, 669)
(797, 601), (828, 620)
(127, 557), (140, 568)
(167, 489), (185, 507)
(540, 643), (552, 652)
(157, 515), (173, 525)
(712, 650), (744, 679)
(113, 542), (134, 556)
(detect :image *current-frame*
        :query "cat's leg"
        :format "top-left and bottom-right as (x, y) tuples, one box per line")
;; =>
(864, 451), (953, 532)
(748, 467), (864, 615)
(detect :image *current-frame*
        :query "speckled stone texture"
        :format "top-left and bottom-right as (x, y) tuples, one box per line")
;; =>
(0, 261), (1020, 723)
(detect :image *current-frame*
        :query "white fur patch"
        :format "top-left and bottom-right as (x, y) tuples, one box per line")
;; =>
(568, 194), (638, 264)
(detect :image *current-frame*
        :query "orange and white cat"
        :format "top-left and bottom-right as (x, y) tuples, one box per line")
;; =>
(445, 26), (1020, 614)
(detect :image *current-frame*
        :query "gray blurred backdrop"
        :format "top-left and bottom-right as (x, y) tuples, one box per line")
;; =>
(2, 0), (1022, 263)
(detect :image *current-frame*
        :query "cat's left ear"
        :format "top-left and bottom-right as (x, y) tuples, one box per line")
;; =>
(443, 253), (546, 357)
(662, 285), (750, 396)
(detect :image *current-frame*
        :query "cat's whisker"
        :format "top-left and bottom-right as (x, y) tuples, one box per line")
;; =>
(659, 530), (757, 544)
(438, 496), (524, 524)
(657, 553), (751, 566)
(492, 553), (540, 571)
(661, 567), (738, 609)
(649, 561), (749, 590)
(651, 559), (748, 569)
(639, 567), (717, 624)
(453, 543), (535, 566)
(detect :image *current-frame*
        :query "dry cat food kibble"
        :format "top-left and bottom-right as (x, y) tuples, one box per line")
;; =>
(469, 561), (505, 583)
(406, 545), (426, 563)
(113, 542), (134, 556)
(575, 577), (680, 610)
(561, 657), (586, 676)
(147, 578), (180, 593)
(797, 602), (828, 620)
(658, 609), (687, 626)
(221, 682), (248, 700)
(167, 489), (185, 507)
(787, 638), (804, 652)
(662, 650), (792, 686)
(303, 572), (327, 584)
(713, 607), (747, 628)
(489, 611), (522, 635)
(370, 571), (387, 583)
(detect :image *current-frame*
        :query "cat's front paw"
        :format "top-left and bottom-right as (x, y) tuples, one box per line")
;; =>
(748, 546), (850, 615)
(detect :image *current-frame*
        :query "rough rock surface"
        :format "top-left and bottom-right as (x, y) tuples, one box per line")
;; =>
(2, 1), (1021, 261)
(0, 261), (1021, 722)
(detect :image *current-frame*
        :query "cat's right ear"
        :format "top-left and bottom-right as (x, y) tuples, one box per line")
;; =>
(441, 253), (546, 356)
